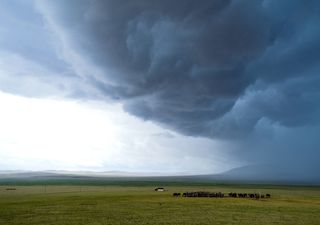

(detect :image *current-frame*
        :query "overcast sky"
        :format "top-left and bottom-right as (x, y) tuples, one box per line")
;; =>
(0, 0), (319, 177)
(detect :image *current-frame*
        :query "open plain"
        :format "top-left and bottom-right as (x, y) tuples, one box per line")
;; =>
(0, 182), (319, 225)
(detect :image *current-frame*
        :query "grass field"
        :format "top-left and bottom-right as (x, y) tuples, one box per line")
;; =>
(0, 183), (319, 225)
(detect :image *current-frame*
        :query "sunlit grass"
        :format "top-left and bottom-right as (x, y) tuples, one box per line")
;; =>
(0, 184), (319, 225)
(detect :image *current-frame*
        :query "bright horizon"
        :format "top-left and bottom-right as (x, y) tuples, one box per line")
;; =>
(0, 91), (235, 174)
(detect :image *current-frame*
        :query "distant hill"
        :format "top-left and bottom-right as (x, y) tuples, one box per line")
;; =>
(0, 165), (319, 185)
(0, 170), (154, 178)
(201, 164), (320, 185)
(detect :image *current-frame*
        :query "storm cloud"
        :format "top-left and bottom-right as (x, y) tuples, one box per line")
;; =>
(0, 0), (319, 178)
(35, 0), (320, 140)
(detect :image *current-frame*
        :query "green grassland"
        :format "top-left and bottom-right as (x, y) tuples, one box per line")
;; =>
(0, 182), (319, 225)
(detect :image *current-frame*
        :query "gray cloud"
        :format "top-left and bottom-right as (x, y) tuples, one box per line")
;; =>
(37, 0), (320, 140)
(35, 0), (320, 178)
(0, 0), (90, 98)
(0, 0), (67, 73)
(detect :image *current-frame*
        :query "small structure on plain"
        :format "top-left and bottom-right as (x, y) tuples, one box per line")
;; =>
(154, 187), (165, 192)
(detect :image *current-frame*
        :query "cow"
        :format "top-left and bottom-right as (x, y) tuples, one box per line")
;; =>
(238, 193), (244, 198)
(266, 194), (271, 198)
(218, 192), (224, 198)
(173, 193), (181, 197)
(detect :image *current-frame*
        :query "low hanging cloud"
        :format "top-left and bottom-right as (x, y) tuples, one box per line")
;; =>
(36, 0), (320, 139)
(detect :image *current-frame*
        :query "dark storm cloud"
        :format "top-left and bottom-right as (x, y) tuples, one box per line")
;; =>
(37, 0), (320, 138)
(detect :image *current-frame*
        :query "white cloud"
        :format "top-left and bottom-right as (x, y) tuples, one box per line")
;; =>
(0, 91), (235, 174)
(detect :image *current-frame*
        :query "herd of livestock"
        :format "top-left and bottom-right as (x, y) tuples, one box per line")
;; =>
(173, 191), (271, 199)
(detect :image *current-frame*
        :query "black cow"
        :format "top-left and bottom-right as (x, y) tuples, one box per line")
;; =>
(266, 194), (271, 198)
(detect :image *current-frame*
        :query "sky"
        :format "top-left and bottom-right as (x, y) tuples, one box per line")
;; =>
(0, 0), (319, 178)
